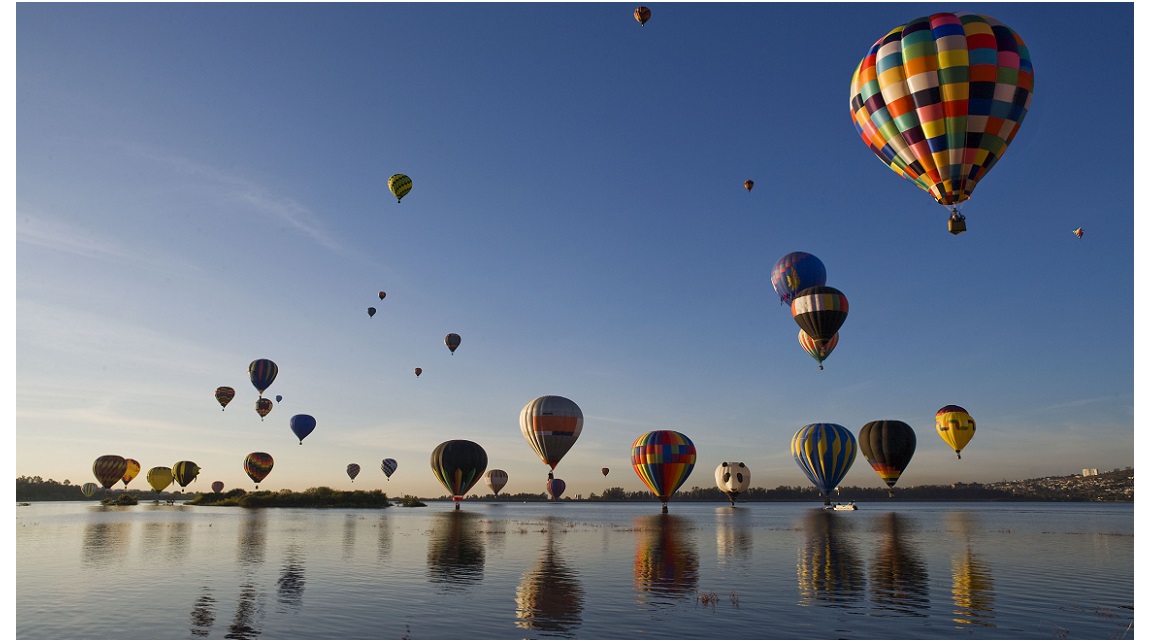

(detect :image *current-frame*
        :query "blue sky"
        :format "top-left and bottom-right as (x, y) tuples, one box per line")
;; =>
(14, 3), (1136, 500)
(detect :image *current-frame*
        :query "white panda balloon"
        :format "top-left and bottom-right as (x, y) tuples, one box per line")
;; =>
(715, 461), (751, 506)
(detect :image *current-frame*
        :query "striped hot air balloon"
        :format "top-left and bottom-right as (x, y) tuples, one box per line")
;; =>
(485, 469), (508, 496)
(172, 461), (200, 490)
(791, 286), (849, 348)
(791, 423), (857, 505)
(215, 386), (235, 410)
(244, 452), (274, 488)
(430, 440), (487, 509)
(388, 174), (412, 203)
(92, 455), (128, 490)
(248, 359), (278, 397)
(631, 430), (696, 512)
(381, 458), (398, 480)
(799, 329), (839, 370)
(347, 463), (361, 482)
(858, 420), (917, 497)
(520, 396), (583, 479)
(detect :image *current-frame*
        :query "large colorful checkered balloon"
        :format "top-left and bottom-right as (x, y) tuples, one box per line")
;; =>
(849, 13), (1033, 216)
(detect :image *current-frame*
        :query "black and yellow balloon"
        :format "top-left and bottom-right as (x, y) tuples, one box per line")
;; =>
(388, 174), (412, 203)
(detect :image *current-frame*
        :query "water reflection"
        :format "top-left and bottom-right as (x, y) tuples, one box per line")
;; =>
(869, 512), (929, 616)
(343, 513), (358, 560)
(633, 514), (699, 605)
(237, 510), (268, 567)
(377, 513), (393, 563)
(945, 511), (995, 627)
(81, 515), (132, 568)
(426, 510), (485, 591)
(228, 510), (268, 639)
(277, 544), (306, 614)
(515, 517), (584, 637)
(715, 507), (753, 570)
(797, 510), (865, 607)
(227, 582), (264, 639)
(189, 586), (216, 637)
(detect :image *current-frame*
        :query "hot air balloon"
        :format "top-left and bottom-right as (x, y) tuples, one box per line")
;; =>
(215, 386), (235, 410)
(546, 478), (566, 501)
(634, 6), (650, 26)
(414, 367), (423, 378)
(244, 452), (274, 488)
(631, 430), (697, 513)
(379, 291), (387, 300)
(791, 286), (848, 348)
(849, 13), (1034, 235)
(81, 482), (99, 498)
(172, 461), (200, 490)
(368, 307), (376, 318)
(445, 333), (461, 355)
(388, 174), (412, 203)
(520, 395), (583, 480)
(715, 461), (751, 506)
(146, 466), (173, 493)
(255, 397), (273, 420)
(275, 394), (283, 403)
(744, 180), (754, 192)
(430, 440), (488, 509)
(799, 330), (839, 370)
(486, 469), (508, 496)
(249, 359), (278, 397)
(858, 420), (917, 497)
(121, 458), (140, 488)
(601, 467), (610, 477)
(381, 458), (398, 480)
(936, 405), (977, 458)
(791, 423), (857, 505)
(1073, 227), (1084, 239)
(771, 252), (827, 305)
(92, 455), (128, 490)
(211, 481), (224, 494)
(347, 463), (361, 482)
(290, 414), (316, 444)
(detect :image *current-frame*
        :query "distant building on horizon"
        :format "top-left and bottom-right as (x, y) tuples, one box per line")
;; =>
(1082, 468), (1099, 477)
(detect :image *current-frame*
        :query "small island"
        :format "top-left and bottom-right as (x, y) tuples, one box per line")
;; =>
(187, 486), (392, 509)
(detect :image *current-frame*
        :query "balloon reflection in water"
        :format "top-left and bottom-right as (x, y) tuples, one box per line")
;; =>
(715, 508), (753, 570)
(277, 544), (306, 613)
(515, 517), (584, 636)
(869, 512), (929, 614)
(188, 586), (216, 637)
(632, 514), (699, 605)
(945, 511), (995, 627)
(426, 510), (485, 592)
(797, 510), (865, 606)
(82, 520), (132, 568)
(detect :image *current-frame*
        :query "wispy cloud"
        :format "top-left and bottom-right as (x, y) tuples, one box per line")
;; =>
(16, 213), (205, 276)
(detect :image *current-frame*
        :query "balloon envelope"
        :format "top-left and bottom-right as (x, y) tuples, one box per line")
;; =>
(211, 481), (224, 494)
(546, 478), (566, 500)
(244, 452), (274, 486)
(172, 461), (201, 488)
(146, 466), (173, 493)
(414, 367), (423, 378)
(122, 458), (141, 487)
(275, 395), (283, 403)
(715, 461), (751, 504)
(936, 405), (977, 458)
(634, 6), (650, 25)
(858, 420), (917, 492)
(1074, 227), (1084, 238)
(248, 359), (278, 396)
(791, 423), (857, 503)
(215, 386), (235, 410)
(444, 333), (461, 354)
(772, 252), (827, 305)
(791, 286), (849, 346)
(799, 330), (839, 369)
(520, 396), (583, 472)
(430, 440), (488, 501)
(631, 430), (696, 504)
(93, 455), (128, 489)
(848, 13), (1034, 212)
(381, 458), (398, 479)
(368, 307), (376, 318)
(601, 467), (610, 477)
(388, 174), (412, 203)
(379, 291), (387, 300)
(347, 463), (361, 481)
(744, 180), (754, 192)
(486, 469), (508, 495)
(255, 397), (273, 420)
(290, 414), (316, 444)
(81, 482), (99, 498)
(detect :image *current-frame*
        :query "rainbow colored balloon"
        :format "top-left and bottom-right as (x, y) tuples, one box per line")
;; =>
(631, 430), (696, 511)
(244, 452), (274, 488)
(849, 13), (1034, 228)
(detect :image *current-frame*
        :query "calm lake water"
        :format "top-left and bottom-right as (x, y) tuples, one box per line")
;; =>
(16, 500), (1132, 639)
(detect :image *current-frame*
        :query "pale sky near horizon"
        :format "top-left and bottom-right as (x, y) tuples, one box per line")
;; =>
(14, 2), (1139, 500)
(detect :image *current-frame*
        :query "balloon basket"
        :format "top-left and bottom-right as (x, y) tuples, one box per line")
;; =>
(948, 212), (967, 235)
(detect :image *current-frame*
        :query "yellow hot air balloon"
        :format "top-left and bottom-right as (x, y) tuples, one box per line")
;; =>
(936, 405), (977, 458)
(121, 458), (141, 488)
(388, 174), (412, 203)
(147, 466), (173, 493)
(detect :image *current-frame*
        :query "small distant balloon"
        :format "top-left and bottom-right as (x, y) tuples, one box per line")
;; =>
(601, 467), (610, 477)
(81, 482), (99, 498)
(290, 414), (317, 444)
(634, 6), (650, 26)
(744, 180), (754, 192)
(381, 458), (398, 480)
(379, 291), (387, 300)
(275, 394), (283, 403)
(414, 367), (423, 378)
(347, 463), (361, 482)
(211, 481), (225, 494)
(546, 478), (566, 500)
(255, 397), (274, 420)
(368, 307), (376, 318)
(1074, 227), (1084, 238)
(486, 469), (508, 496)
(445, 333), (461, 355)
(388, 174), (412, 203)
(215, 386), (235, 410)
